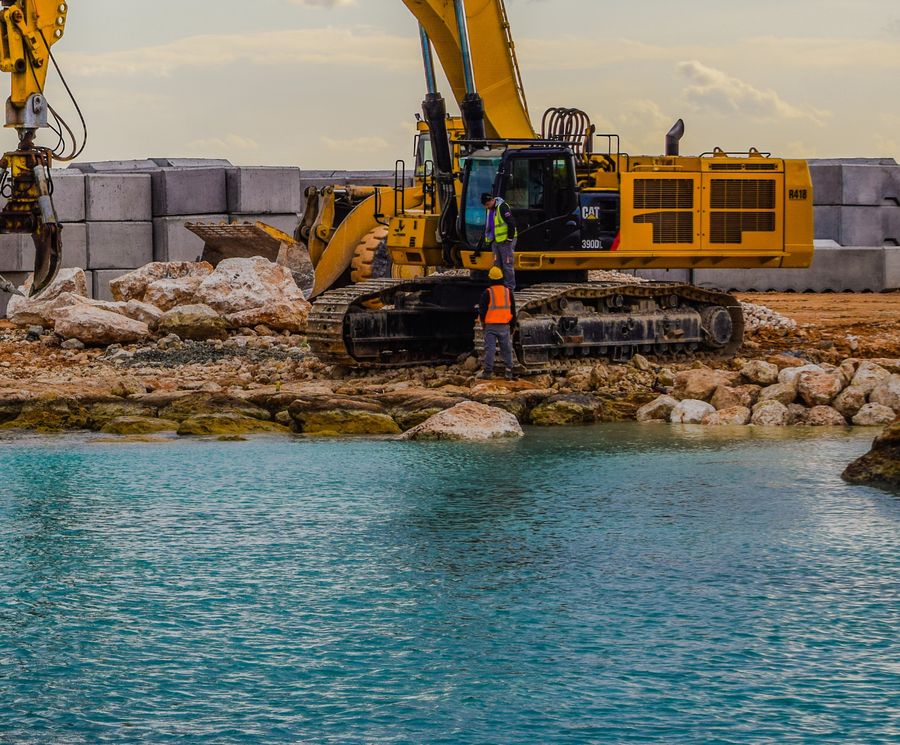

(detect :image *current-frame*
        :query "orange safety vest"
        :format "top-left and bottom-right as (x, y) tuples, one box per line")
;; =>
(484, 285), (513, 324)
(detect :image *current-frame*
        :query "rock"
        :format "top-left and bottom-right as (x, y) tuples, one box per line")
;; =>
(850, 361), (891, 395)
(156, 304), (228, 341)
(670, 399), (716, 424)
(751, 400), (789, 426)
(672, 368), (734, 401)
(832, 385), (868, 419)
(786, 404), (809, 425)
(839, 359), (860, 382)
(60, 338), (85, 350)
(225, 300), (311, 334)
(122, 300), (163, 327)
(769, 353), (807, 369)
(100, 416), (179, 435)
(702, 405), (751, 426)
(757, 382), (797, 406)
(157, 333), (182, 350)
(631, 354), (652, 372)
(6, 268), (89, 320)
(797, 370), (844, 407)
(401, 401), (523, 441)
(376, 389), (467, 430)
(54, 305), (150, 346)
(740, 360), (779, 386)
(461, 356), (478, 372)
(109, 261), (213, 302)
(8, 290), (89, 327)
(778, 364), (824, 388)
(143, 275), (206, 311)
(196, 257), (307, 315)
(711, 384), (760, 411)
(177, 413), (290, 437)
(842, 418), (900, 489)
(869, 375), (900, 414)
(636, 395), (678, 422)
(1, 398), (91, 432)
(869, 358), (900, 374)
(805, 406), (847, 426)
(288, 395), (400, 435)
(656, 367), (676, 388)
(853, 404), (897, 427)
(530, 393), (602, 426)
(153, 393), (271, 422)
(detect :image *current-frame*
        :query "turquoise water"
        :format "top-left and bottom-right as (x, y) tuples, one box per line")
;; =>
(0, 425), (897, 744)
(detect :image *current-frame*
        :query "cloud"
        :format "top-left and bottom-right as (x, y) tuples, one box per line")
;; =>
(65, 27), (416, 77)
(188, 133), (260, 152)
(290, 0), (357, 6)
(677, 60), (829, 126)
(321, 135), (390, 152)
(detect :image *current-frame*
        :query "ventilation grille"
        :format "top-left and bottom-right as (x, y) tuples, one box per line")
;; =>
(710, 212), (776, 244)
(633, 212), (694, 244)
(633, 179), (693, 209)
(710, 179), (776, 209)
(708, 163), (779, 171)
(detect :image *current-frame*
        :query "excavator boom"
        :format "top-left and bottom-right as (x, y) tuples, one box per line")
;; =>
(403, 0), (534, 139)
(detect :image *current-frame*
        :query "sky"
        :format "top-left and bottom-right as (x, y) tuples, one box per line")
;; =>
(35, 0), (900, 169)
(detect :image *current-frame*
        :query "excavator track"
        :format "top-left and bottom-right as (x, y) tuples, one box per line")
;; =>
(308, 277), (744, 369)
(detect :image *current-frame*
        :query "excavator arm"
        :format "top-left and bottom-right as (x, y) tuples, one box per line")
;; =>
(402, 0), (534, 139)
(0, 0), (69, 297)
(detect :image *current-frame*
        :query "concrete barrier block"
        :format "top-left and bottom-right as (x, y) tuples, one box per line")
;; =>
(694, 245), (888, 292)
(70, 160), (159, 173)
(633, 269), (691, 283)
(153, 214), (228, 263)
(151, 168), (228, 217)
(813, 206), (841, 242)
(151, 158), (233, 169)
(93, 269), (130, 302)
(48, 169), (86, 222)
(884, 247), (900, 290)
(60, 223), (87, 270)
(227, 167), (302, 214)
(0, 233), (31, 272)
(298, 170), (410, 195)
(86, 222), (153, 270)
(809, 165), (841, 205)
(814, 205), (900, 246)
(229, 213), (301, 239)
(85, 174), (153, 222)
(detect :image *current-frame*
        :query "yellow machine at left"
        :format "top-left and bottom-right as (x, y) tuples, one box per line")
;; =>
(0, 0), (79, 298)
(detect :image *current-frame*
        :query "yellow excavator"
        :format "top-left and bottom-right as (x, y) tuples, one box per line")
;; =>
(305, 0), (815, 368)
(0, 0), (78, 298)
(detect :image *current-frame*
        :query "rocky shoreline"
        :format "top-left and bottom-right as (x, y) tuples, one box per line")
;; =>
(1, 261), (899, 442)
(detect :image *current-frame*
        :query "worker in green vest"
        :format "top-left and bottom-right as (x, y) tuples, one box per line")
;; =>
(481, 193), (518, 289)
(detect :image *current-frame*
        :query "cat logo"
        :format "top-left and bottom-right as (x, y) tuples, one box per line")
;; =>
(582, 206), (601, 220)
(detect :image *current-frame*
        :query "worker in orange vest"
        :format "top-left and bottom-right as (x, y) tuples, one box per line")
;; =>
(477, 266), (517, 380)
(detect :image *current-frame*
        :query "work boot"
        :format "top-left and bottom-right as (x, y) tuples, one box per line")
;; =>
(478, 370), (493, 380)
(505, 371), (515, 381)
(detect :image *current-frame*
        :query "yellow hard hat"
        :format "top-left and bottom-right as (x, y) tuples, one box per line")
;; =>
(488, 266), (504, 281)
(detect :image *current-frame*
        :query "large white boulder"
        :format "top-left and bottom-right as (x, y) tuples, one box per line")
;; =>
(401, 401), (523, 440)
(6, 268), (89, 324)
(225, 299), (311, 333)
(751, 400), (789, 426)
(636, 395), (678, 422)
(757, 382), (797, 406)
(850, 361), (891, 396)
(196, 256), (306, 315)
(740, 360), (779, 386)
(797, 370), (844, 407)
(53, 305), (150, 346)
(778, 364), (825, 389)
(110, 261), (214, 303)
(670, 399), (716, 424)
(869, 375), (900, 414)
(143, 275), (206, 311)
(852, 403), (897, 427)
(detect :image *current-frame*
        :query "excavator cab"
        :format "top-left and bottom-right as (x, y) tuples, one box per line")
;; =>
(459, 147), (581, 252)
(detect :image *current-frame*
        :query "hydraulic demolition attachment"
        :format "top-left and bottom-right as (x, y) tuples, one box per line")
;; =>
(0, 0), (82, 297)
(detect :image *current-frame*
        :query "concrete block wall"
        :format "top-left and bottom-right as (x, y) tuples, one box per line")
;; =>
(2, 159), (405, 314)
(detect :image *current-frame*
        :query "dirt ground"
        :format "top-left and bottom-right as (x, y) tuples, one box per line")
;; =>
(737, 292), (900, 360)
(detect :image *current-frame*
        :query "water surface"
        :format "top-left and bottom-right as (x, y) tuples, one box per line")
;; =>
(0, 425), (897, 743)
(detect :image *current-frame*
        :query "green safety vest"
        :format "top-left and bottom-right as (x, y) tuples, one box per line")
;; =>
(488, 200), (516, 243)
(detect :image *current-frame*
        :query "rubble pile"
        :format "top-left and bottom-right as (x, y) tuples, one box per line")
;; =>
(740, 301), (798, 334)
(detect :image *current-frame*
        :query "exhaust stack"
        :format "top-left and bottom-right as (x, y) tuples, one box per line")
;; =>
(665, 119), (685, 156)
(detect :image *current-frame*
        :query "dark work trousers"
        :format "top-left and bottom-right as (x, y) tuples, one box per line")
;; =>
(483, 323), (514, 372)
(492, 238), (517, 289)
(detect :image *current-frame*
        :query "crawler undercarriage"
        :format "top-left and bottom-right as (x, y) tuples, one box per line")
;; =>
(307, 277), (744, 370)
